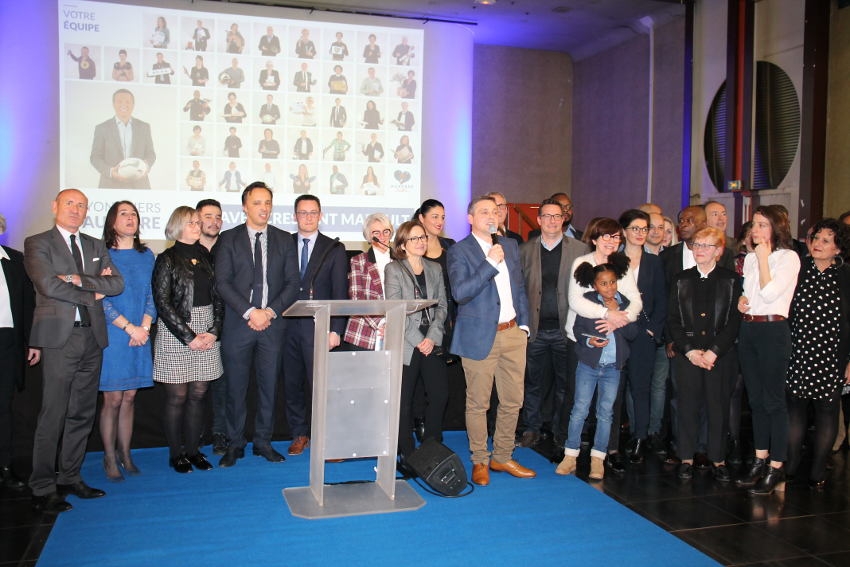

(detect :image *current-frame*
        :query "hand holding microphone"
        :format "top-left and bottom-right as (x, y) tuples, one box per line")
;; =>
(487, 224), (504, 264)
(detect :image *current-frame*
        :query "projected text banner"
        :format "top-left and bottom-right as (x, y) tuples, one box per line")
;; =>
(60, 0), (423, 238)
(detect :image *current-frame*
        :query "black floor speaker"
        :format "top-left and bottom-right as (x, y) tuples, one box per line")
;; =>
(406, 439), (467, 496)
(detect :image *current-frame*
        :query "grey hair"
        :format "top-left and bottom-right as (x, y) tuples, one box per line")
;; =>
(164, 206), (195, 241)
(362, 212), (394, 241)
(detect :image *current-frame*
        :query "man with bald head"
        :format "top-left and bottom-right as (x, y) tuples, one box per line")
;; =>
(25, 189), (124, 512)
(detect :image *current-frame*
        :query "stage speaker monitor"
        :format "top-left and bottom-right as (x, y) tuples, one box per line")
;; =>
(406, 439), (467, 496)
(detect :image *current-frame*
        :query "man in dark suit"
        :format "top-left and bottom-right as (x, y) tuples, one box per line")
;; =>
(518, 199), (588, 448)
(447, 195), (535, 487)
(0, 215), (40, 490)
(24, 189), (124, 512)
(282, 196), (348, 455)
(215, 182), (300, 467)
(89, 89), (156, 189)
(329, 98), (347, 128)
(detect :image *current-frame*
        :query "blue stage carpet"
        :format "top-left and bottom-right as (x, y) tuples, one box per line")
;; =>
(38, 431), (718, 566)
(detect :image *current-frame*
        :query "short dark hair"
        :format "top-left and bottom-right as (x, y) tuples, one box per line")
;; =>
(241, 182), (271, 205)
(585, 217), (622, 251)
(294, 194), (320, 210)
(466, 195), (496, 215)
(112, 88), (134, 103)
(810, 218), (850, 262)
(539, 197), (563, 210)
(752, 205), (793, 250)
(618, 209), (650, 229)
(196, 198), (221, 211)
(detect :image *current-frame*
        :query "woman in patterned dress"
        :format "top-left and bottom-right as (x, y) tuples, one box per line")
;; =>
(786, 218), (850, 489)
(152, 207), (223, 473)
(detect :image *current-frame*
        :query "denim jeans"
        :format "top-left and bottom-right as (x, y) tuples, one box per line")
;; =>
(566, 361), (622, 456)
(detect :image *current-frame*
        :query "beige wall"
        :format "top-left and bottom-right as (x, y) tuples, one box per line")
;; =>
(826, 0), (850, 218)
(471, 45), (573, 206)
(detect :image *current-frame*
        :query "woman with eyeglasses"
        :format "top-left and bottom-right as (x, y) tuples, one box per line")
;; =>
(785, 219), (850, 490)
(566, 217), (642, 475)
(384, 221), (448, 473)
(152, 207), (223, 473)
(343, 213), (394, 350)
(667, 227), (742, 483)
(735, 205), (801, 495)
(616, 209), (667, 464)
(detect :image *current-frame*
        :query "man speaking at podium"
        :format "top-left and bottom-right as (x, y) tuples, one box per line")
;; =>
(447, 195), (536, 487)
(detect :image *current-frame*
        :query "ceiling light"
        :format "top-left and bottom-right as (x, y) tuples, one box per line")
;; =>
(473, 0), (497, 5)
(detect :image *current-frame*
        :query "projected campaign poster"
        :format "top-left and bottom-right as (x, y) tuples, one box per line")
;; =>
(59, 0), (423, 238)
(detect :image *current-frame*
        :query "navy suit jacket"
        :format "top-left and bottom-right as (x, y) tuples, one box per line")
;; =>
(447, 233), (529, 361)
(292, 232), (349, 335)
(636, 251), (667, 339)
(215, 224), (300, 337)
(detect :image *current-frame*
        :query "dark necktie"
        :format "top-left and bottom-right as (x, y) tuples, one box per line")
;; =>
(300, 238), (309, 280)
(70, 234), (91, 325)
(251, 232), (263, 308)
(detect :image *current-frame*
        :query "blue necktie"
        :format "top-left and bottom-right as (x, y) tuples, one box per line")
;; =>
(300, 238), (309, 280)
(251, 232), (263, 308)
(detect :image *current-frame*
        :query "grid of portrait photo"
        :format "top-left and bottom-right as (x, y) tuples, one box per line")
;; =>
(61, 3), (423, 208)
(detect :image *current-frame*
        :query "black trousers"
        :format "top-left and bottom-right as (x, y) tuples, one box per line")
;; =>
(398, 349), (448, 459)
(0, 329), (16, 466)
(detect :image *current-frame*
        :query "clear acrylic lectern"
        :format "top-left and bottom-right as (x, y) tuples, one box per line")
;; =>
(281, 299), (434, 519)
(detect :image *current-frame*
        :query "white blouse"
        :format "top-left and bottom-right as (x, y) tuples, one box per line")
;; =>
(741, 248), (800, 318)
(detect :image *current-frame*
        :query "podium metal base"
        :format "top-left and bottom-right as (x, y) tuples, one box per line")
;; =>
(283, 481), (426, 519)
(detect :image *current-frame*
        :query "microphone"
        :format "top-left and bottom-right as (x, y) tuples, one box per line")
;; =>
(489, 224), (499, 246)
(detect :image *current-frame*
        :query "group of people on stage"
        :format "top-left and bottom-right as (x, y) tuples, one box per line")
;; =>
(3, 186), (849, 513)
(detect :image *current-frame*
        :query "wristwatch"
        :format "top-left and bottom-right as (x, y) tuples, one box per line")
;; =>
(64, 274), (74, 283)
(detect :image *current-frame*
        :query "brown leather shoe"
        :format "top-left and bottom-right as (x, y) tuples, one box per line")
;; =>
(490, 459), (536, 478)
(288, 436), (310, 456)
(471, 463), (490, 486)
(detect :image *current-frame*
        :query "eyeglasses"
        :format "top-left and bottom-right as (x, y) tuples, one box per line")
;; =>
(406, 235), (428, 243)
(626, 226), (649, 234)
(184, 220), (201, 227)
(539, 213), (564, 222)
(295, 210), (320, 217)
(692, 242), (718, 250)
(598, 233), (622, 242)
(370, 229), (392, 237)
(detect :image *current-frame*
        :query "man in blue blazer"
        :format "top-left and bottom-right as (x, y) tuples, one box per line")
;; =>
(282, 195), (348, 456)
(215, 182), (300, 467)
(447, 195), (536, 486)
(25, 189), (124, 512)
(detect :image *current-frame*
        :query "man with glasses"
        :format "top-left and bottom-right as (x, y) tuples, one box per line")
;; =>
(486, 192), (523, 244)
(528, 192), (582, 241)
(518, 199), (588, 449)
(282, 196), (348, 456)
(215, 183), (300, 467)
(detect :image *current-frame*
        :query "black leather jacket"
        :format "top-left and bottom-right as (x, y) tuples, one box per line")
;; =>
(667, 265), (742, 358)
(152, 244), (224, 345)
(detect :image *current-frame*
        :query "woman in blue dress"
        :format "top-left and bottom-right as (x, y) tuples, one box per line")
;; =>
(99, 201), (156, 481)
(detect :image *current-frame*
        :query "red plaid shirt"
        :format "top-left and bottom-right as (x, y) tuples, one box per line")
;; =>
(344, 251), (384, 349)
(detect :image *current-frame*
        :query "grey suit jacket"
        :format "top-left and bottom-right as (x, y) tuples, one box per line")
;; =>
(90, 117), (156, 189)
(384, 258), (447, 365)
(520, 235), (589, 342)
(24, 227), (124, 349)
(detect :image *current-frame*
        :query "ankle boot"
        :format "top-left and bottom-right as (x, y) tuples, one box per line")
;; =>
(555, 454), (577, 476)
(735, 457), (766, 488)
(589, 456), (605, 480)
(748, 465), (786, 495)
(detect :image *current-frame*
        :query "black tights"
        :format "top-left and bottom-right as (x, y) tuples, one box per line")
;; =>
(787, 392), (839, 483)
(163, 382), (209, 459)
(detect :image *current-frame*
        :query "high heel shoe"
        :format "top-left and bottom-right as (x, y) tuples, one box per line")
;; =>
(103, 456), (124, 482)
(748, 466), (786, 495)
(735, 457), (766, 488)
(118, 454), (141, 475)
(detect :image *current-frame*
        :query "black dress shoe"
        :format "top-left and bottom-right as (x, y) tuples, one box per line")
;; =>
(712, 464), (731, 483)
(677, 462), (693, 480)
(187, 452), (214, 471)
(413, 417), (426, 443)
(628, 438), (646, 464)
(219, 446), (244, 468)
(735, 457), (767, 488)
(749, 466), (786, 495)
(212, 433), (229, 456)
(252, 445), (285, 463)
(32, 493), (72, 513)
(169, 454), (193, 474)
(57, 481), (105, 499)
(693, 453), (711, 470)
(0, 465), (26, 491)
(605, 452), (626, 474)
(648, 433), (666, 455)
